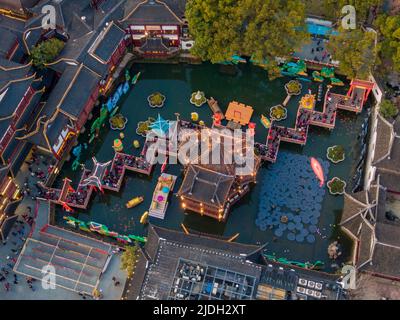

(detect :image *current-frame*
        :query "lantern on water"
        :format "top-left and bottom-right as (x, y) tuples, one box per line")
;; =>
(248, 122), (256, 136)
(213, 113), (222, 126)
(133, 140), (140, 149)
(113, 139), (124, 152)
(310, 157), (325, 187)
(191, 112), (199, 122)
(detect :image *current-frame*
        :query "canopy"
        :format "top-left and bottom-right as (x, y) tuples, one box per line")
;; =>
(149, 114), (170, 137)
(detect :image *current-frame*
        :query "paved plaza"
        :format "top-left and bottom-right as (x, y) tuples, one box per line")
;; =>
(0, 153), (127, 300)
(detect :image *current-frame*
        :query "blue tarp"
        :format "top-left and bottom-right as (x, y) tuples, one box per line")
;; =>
(306, 22), (339, 36)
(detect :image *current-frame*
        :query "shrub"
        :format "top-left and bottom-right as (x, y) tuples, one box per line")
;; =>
(120, 244), (140, 278)
(327, 145), (345, 163)
(379, 99), (398, 119)
(30, 38), (65, 69)
(327, 177), (346, 195)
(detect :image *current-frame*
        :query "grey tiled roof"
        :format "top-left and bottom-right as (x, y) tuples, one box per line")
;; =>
(122, 0), (183, 26)
(362, 243), (400, 278)
(373, 114), (394, 165)
(377, 170), (400, 193)
(179, 165), (235, 208)
(139, 225), (263, 300)
(91, 23), (126, 62)
(375, 137), (400, 174)
(357, 222), (374, 268)
(44, 64), (100, 119)
(340, 193), (368, 225)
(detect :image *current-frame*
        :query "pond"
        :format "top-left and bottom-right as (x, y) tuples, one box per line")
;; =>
(54, 62), (370, 270)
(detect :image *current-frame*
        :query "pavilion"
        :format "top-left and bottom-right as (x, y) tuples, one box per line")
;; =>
(80, 157), (112, 190)
(178, 126), (261, 221)
(149, 113), (170, 137)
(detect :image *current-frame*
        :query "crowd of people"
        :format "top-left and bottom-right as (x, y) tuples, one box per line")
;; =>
(65, 187), (89, 206)
(310, 37), (332, 64)
(103, 154), (152, 189)
(1, 216), (37, 294)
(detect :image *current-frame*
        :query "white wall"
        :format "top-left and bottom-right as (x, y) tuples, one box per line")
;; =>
(181, 40), (194, 51)
(364, 74), (384, 190)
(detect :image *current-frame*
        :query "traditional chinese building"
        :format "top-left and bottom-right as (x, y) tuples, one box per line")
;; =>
(125, 225), (345, 300)
(19, 0), (129, 161)
(121, 0), (187, 57)
(0, 57), (42, 242)
(0, 166), (21, 243)
(178, 126), (261, 221)
(339, 174), (400, 281)
(0, 58), (44, 176)
(18, 63), (101, 160)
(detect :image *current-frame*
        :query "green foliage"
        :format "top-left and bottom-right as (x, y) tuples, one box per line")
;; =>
(327, 145), (345, 163)
(120, 244), (140, 278)
(270, 105), (287, 121)
(190, 91), (206, 106)
(327, 27), (378, 79)
(148, 92), (166, 108)
(327, 177), (346, 195)
(30, 38), (65, 69)
(285, 80), (302, 96)
(186, 0), (242, 63)
(109, 114), (127, 130)
(379, 99), (399, 119)
(239, 0), (309, 79)
(136, 117), (155, 137)
(374, 14), (400, 73)
(186, 0), (309, 79)
(307, 0), (383, 23)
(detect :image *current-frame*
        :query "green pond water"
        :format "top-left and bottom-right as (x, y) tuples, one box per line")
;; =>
(54, 62), (370, 269)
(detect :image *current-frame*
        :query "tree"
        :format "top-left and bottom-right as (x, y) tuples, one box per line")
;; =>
(186, 0), (242, 63)
(186, 0), (309, 79)
(379, 99), (399, 119)
(307, 0), (383, 24)
(239, 0), (309, 79)
(30, 38), (65, 69)
(120, 244), (140, 278)
(374, 14), (400, 73)
(327, 27), (378, 79)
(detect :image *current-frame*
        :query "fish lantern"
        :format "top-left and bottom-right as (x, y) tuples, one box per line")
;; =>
(213, 113), (222, 126)
(310, 157), (325, 187)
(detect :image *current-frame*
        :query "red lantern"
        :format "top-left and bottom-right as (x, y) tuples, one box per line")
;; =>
(213, 113), (222, 126)
(248, 122), (256, 136)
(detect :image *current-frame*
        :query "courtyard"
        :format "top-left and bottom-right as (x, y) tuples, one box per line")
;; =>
(50, 62), (371, 271)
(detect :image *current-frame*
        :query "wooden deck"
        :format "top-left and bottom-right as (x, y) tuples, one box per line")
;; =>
(207, 97), (225, 119)
(39, 151), (153, 210)
(263, 80), (373, 163)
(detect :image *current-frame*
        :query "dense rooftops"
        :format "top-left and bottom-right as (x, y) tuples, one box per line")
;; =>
(127, 225), (344, 300)
(121, 0), (184, 26)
